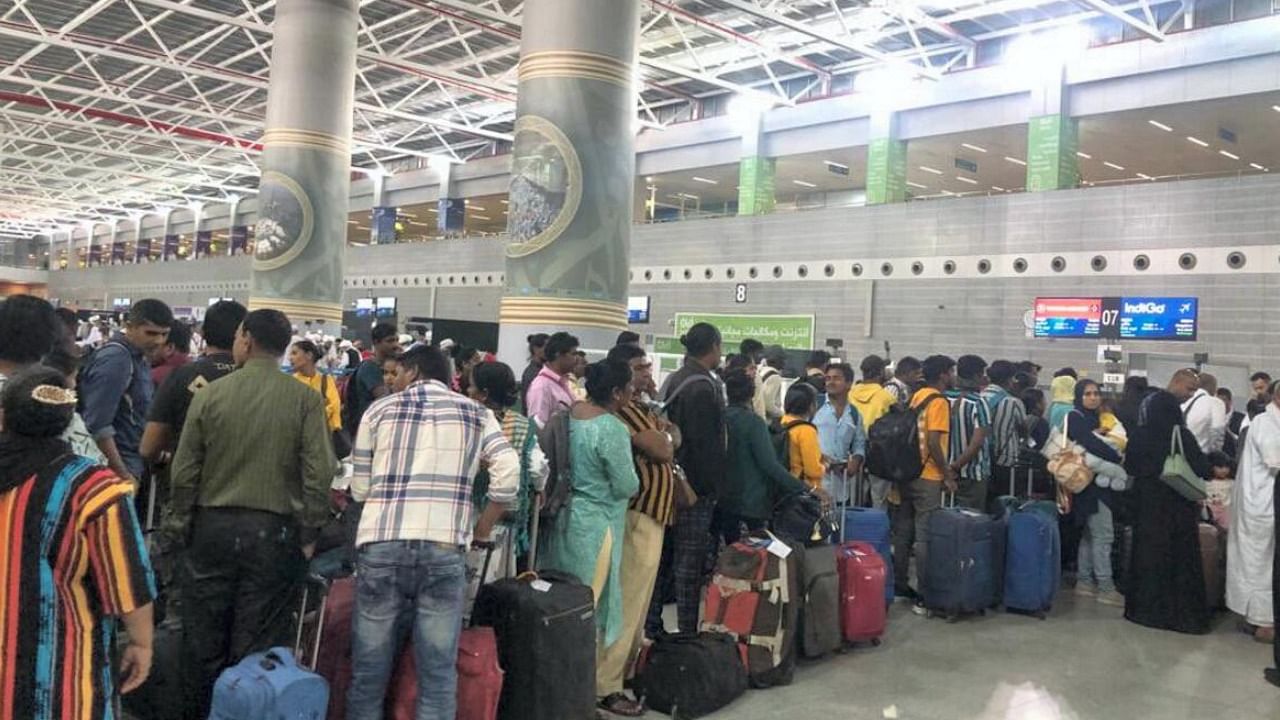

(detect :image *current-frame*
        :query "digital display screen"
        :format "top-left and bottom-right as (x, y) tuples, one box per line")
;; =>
(355, 298), (375, 317)
(627, 296), (651, 324)
(375, 297), (397, 319)
(1119, 297), (1197, 341)
(1033, 297), (1102, 338)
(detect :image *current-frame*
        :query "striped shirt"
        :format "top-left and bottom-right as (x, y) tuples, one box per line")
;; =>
(1, 455), (156, 720)
(946, 388), (993, 481)
(351, 379), (520, 548)
(618, 401), (675, 526)
(980, 385), (1027, 468)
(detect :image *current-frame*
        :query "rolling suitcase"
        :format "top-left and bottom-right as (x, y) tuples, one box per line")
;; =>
(923, 493), (996, 620)
(840, 470), (894, 605)
(1199, 522), (1227, 609)
(313, 577), (355, 720)
(700, 533), (800, 688)
(631, 632), (748, 719)
(836, 541), (887, 645)
(1003, 504), (1061, 618)
(794, 542), (841, 659)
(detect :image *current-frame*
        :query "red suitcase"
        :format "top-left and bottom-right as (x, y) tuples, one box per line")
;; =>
(313, 577), (356, 720)
(387, 626), (504, 720)
(837, 542), (887, 645)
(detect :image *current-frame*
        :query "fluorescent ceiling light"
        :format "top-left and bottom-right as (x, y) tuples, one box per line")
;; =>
(1147, 120), (1173, 132)
(1136, 173), (1153, 180)
(793, 180), (817, 188)
(1250, 163), (1268, 171)
(918, 165), (944, 175)
(469, 206), (486, 212)
(1218, 150), (1240, 160)
(678, 192), (700, 200)
(906, 181), (927, 189)
(939, 190), (957, 196)
(991, 186), (1006, 192)
(1272, 106), (1280, 113)
(960, 143), (988, 153)
(1186, 136), (1209, 147)
(500, 199), (509, 205)
(1103, 161), (1125, 171)
(1076, 152), (1092, 159)
(955, 176), (979, 185)
(823, 160), (849, 170)
(426, 207), (438, 213)
(1004, 156), (1026, 166)
(692, 176), (718, 185)
(471, 214), (492, 220)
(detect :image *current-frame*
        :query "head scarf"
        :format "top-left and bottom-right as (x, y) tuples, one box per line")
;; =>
(1051, 375), (1077, 405)
(1073, 379), (1102, 429)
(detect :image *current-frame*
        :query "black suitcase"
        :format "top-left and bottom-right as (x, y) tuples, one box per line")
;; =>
(632, 632), (747, 718)
(472, 568), (596, 720)
(120, 625), (183, 720)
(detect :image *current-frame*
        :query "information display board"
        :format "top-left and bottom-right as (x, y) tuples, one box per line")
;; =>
(1033, 296), (1198, 341)
(627, 296), (651, 324)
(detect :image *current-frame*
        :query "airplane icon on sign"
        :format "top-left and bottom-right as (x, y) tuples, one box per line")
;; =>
(1180, 302), (1192, 314)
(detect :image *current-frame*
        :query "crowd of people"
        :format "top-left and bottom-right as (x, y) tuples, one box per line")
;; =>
(2, 291), (1279, 720)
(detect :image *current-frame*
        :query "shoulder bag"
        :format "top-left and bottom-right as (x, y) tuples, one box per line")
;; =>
(1160, 426), (1208, 502)
(1045, 412), (1094, 494)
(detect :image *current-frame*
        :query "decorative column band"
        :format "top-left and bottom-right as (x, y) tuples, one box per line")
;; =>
(499, 296), (629, 332)
(247, 296), (343, 325)
(261, 128), (351, 156)
(518, 50), (633, 87)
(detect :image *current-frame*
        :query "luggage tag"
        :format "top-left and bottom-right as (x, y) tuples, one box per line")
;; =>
(764, 530), (792, 559)
(530, 579), (552, 593)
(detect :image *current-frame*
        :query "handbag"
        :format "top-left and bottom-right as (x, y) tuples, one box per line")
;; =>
(1160, 426), (1208, 502)
(671, 462), (698, 510)
(322, 374), (354, 459)
(770, 490), (836, 545)
(1045, 413), (1093, 494)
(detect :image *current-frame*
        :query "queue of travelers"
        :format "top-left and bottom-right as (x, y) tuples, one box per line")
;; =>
(4, 291), (1280, 720)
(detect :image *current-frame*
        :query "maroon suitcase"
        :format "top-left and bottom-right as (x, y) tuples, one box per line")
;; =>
(387, 627), (503, 720)
(313, 577), (355, 720)
(836, 541), (887, 645)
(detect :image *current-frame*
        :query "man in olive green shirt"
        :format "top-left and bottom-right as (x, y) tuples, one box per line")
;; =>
(169, 308), (334, 720)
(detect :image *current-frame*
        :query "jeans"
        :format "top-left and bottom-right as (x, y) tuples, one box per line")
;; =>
(1078, 502), (1115, 593)
(347, 541), (467, 720)
(890, 478), (943, 591)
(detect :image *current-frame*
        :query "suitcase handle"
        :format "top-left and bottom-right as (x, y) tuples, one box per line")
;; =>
(294, 574), (329, 670)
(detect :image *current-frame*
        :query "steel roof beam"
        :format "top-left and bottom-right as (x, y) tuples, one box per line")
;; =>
(1078, 0), (1166, 41)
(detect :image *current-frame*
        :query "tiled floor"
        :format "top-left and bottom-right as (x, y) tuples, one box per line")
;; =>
(696, 591), (1280, 720)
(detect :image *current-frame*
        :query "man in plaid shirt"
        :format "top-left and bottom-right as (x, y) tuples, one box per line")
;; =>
(348, 344), (519, 720)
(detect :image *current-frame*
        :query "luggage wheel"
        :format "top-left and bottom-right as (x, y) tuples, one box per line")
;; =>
(870, 638), (882, 647)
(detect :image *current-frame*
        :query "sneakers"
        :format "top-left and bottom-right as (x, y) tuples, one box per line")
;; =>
(1073, 582), (1097, 597)
(1096, 590), (1125, 607)
(911, 601), (929, 617)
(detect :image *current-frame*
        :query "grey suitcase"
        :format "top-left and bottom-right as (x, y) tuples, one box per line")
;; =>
(795, 542), (841, 659)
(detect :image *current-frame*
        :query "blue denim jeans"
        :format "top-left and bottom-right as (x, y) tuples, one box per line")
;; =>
(347, 540), (467, 720)
(1077, 502), (1115, 593)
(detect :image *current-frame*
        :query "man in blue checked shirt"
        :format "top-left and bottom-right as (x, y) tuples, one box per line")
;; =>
(946, 354), (993, 512)
(814, 362), (867, 506)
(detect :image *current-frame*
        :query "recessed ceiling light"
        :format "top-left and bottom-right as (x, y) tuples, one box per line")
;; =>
(1218, 150), (1240, 160)
(469, 206), (487, 212)
(793, 180), (817, 188)
(1147, 120), (1173, 132)
(1004, 156), (1027, 166)
(678, 192), (700, 200)
(906, 181), (927, 189)
(1250, 162), (1268, 171)
(1272, 106), (1280, 113)
(823, 160), (849, 170)
(692, 176), (718, 184)
(961, 143), (988, 153)
(1186, 136), (1209, 147)
(940, 190), (957, 196)
(500, 199), (509, 205)
(991, 185), (1006, 192)
(918, 165), (943, 175)
(955, 176), (979, 185)
(1136, 173), (1153, 180)
(1076, 152), (1092, 159)
(1103, 161), (1125, 171)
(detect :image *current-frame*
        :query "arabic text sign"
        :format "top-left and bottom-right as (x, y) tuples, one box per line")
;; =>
(672, 313), (815, 351)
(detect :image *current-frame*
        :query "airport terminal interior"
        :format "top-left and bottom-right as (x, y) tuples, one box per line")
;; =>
(3, 0), (1280, 718)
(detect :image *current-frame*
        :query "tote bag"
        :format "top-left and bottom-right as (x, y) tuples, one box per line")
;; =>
(1159, 426), (1207, 502)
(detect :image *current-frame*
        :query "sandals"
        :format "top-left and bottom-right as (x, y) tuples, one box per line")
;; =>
(598, 692), (645, 717)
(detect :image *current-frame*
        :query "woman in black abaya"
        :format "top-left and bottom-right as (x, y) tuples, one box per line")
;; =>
(1123, 371), (1212, 634)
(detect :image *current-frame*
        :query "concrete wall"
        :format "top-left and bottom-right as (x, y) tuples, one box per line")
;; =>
(49, 173), (1280, 387)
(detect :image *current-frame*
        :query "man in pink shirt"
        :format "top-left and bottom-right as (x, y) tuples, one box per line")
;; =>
(524, 331), (580, 428)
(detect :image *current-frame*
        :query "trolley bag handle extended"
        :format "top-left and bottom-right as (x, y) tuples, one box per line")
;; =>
(294, 574), (330, 671)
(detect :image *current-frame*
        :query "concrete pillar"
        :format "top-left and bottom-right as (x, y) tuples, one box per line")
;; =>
(161, 208), (179, 261)
(248, 0), (358, 333)
(498, 0), (641, 360)
(865, 110), (908, 205)
(736, 108), (775, 215)
(432, 161), (465, 237)
(1025, 63), (1078, 192)
(134, 216), (151, 264)
(367, 172), (396, 244)
(226, 195), (244, 256)
(110, 219), (125, 265)
(88, 223), (104, 267)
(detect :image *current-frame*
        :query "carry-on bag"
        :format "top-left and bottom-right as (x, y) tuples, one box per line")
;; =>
(840, 469), (894, 605)
(631, 632), (748, 719)
(836, 541), (887, 645)
(700, 533), (800, 688)
(923, 492), (996, 620)
(1003, 501), (1061, 618)
(313, 577), (355, 720)
(794, 541), (841, 659)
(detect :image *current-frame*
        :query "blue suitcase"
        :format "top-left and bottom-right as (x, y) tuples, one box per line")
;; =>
(1003, 505), (1061, 618)
(923, 497), (996, 619)
(209, 647), (328, 720)
(840, 471), (894, 605)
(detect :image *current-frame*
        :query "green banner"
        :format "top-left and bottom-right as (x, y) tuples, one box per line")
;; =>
(737, 156), (776, 215)
(672, 312), (815, 351)
(866, 137), (908, 204)
(1026, 114), (1079, 192)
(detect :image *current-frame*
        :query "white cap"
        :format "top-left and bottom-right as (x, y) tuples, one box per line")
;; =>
(398, 333), (413, 346)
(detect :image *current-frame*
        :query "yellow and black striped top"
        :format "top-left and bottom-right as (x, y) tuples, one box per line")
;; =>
(618, 401), (675, 527)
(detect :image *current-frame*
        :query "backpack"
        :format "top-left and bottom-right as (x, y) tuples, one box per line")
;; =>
(76, 340), (133, 416)
(770, 418), (815, 468)
(864, 393), (944, 483)
(536, 408), (574, 521)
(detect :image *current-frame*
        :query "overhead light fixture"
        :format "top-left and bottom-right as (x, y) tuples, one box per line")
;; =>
(1219, 150), (1240, 160)
(793, 180), (817, 188)
(906, 181), (927, 189)
(500, 199), (509, 205)
(1272, 106), (1280, 113)
(645, 176), (655, 182)
(1004, 156), (1026, 166)
(678, 192), (700, 200)
(918, 165), (943, 175)
(1186, 136), (1209, 147)
(991, 185), (1006, 192)
(823, 160), (849, 171)
(1103, 161), (1125, 171)
(471, 214), (492, 220)
(692, 176), (719, 185)
(1076, 151), (1092, 159)
(1250, 162), (1268, 171)
(1136, 173), (1153, 180)
(469, 206), (487, 212)
(955, 176), (979, 185)
(1147, 120), (1173, 132)
(961, 143), (988, 153)
(939, 190), (957, 196)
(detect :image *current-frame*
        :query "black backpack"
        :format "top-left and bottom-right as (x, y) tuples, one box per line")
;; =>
(865, 393), (944, 483)
(770, 418), (815, 468)
(536, 408), (574, 521)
